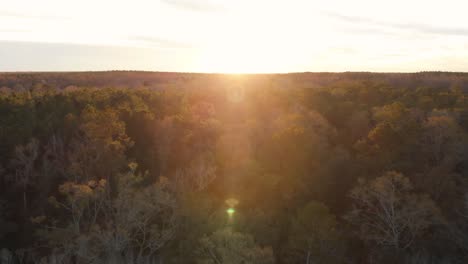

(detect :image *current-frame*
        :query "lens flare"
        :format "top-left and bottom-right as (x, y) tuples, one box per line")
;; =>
(227, 208), (235, 215)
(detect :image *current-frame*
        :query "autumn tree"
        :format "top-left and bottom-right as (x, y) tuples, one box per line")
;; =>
(67, 105), (133, 183)
(421, 111), (467, 167)
(413, 111), (468, 209)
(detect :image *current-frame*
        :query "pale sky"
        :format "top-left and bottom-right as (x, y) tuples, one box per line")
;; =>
(1, 0), (468, 73)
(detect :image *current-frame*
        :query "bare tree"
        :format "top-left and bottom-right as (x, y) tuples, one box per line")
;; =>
(41, 164), (178, 264)
(346, 171), (441, 251)
(172, 155), (216, 193)
(11, 138), (39, 211)
(197, 228), (274, 264)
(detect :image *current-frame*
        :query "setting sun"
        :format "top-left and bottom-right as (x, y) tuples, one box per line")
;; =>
(198, 43), (279, 74)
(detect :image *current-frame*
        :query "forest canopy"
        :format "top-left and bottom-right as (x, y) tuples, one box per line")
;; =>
(0, 71), (467, 264)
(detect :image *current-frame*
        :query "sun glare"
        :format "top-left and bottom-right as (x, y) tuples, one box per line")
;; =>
(195, 5), (311, 74)
(198, 38), (311, 74)
(199, 44), (275, 74)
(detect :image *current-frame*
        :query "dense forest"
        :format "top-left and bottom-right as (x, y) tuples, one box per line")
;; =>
(0, 71), (467, 264)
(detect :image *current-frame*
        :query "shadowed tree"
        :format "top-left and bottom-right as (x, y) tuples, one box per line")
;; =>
(196, 228), (274, 264)
(286, 201), (348, 264)
(10, 138), (39, 211)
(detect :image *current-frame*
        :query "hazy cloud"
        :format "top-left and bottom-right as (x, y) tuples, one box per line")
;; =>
(0, 10), (69, 20)
(129, 36), (196, 49)
(0, 40), (195, 72)
(328, 13), (468, 37)
(160, 0), (226, 12)
(0, 29), (31, 33)
(328, 47), (358, 54)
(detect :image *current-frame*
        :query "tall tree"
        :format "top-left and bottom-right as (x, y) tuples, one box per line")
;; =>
(346, 172), (442, 252)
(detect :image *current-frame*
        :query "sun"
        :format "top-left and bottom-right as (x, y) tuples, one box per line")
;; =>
(196, 22), (289, 74)
(199, 44), (276, 74)
(193, 5), (314, 74)
(196, 30), (311, 74)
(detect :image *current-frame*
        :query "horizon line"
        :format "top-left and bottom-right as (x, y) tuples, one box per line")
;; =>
(1, 70), (468, 75)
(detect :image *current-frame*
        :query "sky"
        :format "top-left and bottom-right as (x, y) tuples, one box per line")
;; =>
(1, 0), (468, 73)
